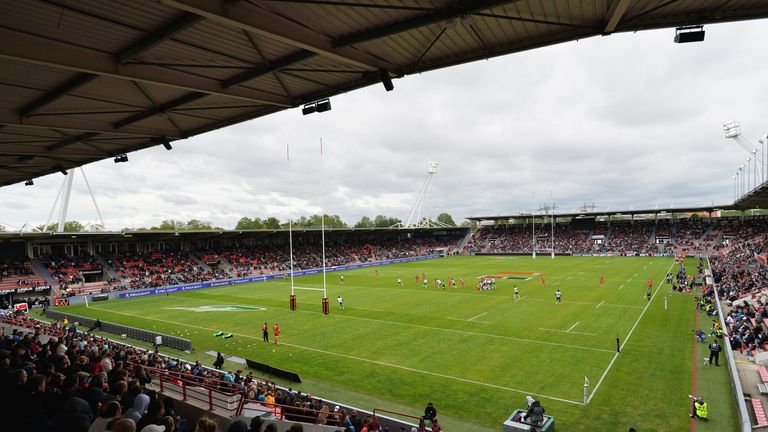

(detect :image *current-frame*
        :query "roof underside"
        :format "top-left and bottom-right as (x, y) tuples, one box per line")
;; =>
(2, 0), (767, 187)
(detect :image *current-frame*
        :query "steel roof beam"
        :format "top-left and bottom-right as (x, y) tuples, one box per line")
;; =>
(18, 14), (205, 118)
(0, 109), (174, 138)
(0, 28), (292, 107)
(333, 0), (521, 47)
(222, 50), (316, 88)
(47, 132), (100, 151)
(603, 0), (633, 34)
(158, 0), (396, 71)
(112, 93), (207, 129)
(118, 13), (204, 63)
(19, 74), (98, 117)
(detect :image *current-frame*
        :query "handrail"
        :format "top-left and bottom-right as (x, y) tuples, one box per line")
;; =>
(127, 361), (274, 396)
(128, 362), (245, 414)
(707, 256), (752, 432)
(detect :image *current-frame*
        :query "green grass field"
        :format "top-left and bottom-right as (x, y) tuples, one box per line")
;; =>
(57, 256), (738, 431)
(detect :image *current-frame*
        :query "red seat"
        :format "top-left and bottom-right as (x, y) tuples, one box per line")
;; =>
(752, 398), (768, 426)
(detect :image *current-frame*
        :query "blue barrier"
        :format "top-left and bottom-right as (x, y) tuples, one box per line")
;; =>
(118, 255), (440, 299)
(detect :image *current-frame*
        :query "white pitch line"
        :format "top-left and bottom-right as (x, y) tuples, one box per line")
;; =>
(81, 306), (583, 406)
(468, 312), (488, 322)
(446, 317), (490, 324)
(356, 307), (385, 312)
(587, 260), (676, 404)
(618, 284), (624, 290)
(538, 328), (596, 336)
(519, 297), (643, 309)
(552, 281), (560, 286)
(566, 321), (580, 332)
(566, 276), (573, 280)
(98, 297), (615, 354)
(281, 342), (585, 406)
(595, 301), (605, 309)
(633, 273), (638, 277)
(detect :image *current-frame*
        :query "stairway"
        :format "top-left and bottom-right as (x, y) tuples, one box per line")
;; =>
(31, 258), (55, 284)
(456, 230), (474, 254)
(95, 254), (120, 280)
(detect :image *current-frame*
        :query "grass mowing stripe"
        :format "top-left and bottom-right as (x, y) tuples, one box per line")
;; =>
(586, 260), (676, 404)
(175, 292), (616, 353)
(84, 305), (583, 406)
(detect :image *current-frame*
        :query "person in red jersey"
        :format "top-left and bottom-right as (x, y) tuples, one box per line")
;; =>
(273, 322), (280, 345)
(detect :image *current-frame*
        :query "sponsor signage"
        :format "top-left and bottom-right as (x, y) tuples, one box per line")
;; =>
(0, 285), (50, 294)
(81, 269), (103, 275)
(119, 255), (440, 299)
(93, 294), (109, 302)
(14, 302), (28, 312)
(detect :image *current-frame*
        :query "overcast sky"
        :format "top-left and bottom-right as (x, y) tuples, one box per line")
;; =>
(2, 20), (768, 231)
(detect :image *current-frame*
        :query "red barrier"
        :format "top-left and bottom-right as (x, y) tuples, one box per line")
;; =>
(127, 362), (272, 414)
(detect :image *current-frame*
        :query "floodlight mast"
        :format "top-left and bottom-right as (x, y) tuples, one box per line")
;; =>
(724, 121), (764, 186)
(402, 162), (448, 228)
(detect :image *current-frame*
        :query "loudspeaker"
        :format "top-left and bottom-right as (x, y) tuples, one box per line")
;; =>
(674, 30), (705, 43)
(316, 99), (331, 112)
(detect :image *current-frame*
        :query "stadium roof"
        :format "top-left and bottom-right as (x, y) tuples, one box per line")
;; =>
(2, 1), (768, 187)
(733, 181), (768, 210)
(467, 204), (735, 221)
(0, 226), (468, 242)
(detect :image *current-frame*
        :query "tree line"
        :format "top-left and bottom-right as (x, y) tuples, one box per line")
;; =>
(26, 213), (458, 232)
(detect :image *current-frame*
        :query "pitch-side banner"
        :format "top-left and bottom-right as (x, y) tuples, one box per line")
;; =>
(119, 255), (440, 299)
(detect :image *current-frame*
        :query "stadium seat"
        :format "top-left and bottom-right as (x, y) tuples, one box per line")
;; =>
(751, 398), (768, 426)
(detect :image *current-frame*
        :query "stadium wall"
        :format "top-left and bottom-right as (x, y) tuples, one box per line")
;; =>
(65, 254), (441, 304)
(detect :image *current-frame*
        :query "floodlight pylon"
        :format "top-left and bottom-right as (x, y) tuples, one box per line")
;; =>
(402, 162), (447, 228)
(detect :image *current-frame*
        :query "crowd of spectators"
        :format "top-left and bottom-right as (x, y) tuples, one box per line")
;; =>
(42, 253), (102, 290)
(0, 312), (411, 432)
(195, 237), (457, 278)
(701, 218), (768, 357)
(0, 256), (48, 289)
(103, 251), (224, 291)
(604, 221), (655, 255)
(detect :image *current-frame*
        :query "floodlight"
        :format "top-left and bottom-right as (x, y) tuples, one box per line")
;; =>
(113, 154), (128, 163)
(302, 103), (317, 115)
(24, 179), (34, 186)
(316, 99), (331, 112)
(161, 139), (172, 151)
(379, 69), (394, 92)
(674, 25), (705, 43)
(60, 169), (68, 175)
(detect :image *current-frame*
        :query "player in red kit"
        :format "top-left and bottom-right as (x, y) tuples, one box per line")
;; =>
(647, 279), (653, 288)
(599, 275), (604, 286)
(460, 278), (465, 287)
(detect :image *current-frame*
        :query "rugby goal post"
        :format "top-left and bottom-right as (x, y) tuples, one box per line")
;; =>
(584, 376), (590, 405)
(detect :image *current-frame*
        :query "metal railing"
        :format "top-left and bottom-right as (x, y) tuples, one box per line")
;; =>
(128, 362), (249, 414)
(707, 257), (752, 432)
